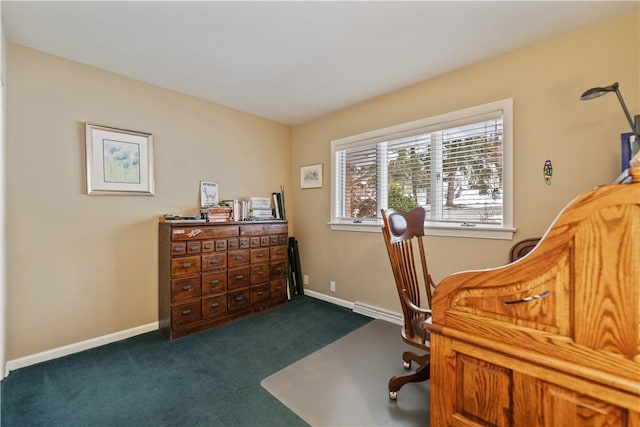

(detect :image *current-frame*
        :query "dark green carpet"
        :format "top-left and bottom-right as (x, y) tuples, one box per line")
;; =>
(1, 296), (372, 427)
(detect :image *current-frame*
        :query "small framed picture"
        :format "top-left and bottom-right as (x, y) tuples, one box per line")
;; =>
(200, 181), (219, 207)
(85, 123), (154, 195)
(300, 163), (323, 189)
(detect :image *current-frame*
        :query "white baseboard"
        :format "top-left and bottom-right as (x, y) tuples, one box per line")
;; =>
(303, 290), (402, 325)
(5, 321), (159, 374)
(5, 294), (401, 375)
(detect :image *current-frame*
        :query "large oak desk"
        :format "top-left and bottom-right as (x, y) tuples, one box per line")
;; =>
(426, 168), (640, 426)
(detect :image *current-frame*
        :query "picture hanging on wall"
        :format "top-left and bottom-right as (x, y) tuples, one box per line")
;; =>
(85, 123), (155, 195)
(300, 163), (323, 189)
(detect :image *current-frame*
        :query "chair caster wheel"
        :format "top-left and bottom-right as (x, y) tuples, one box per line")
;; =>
(403, 361), (411, 369)
(389, 391), (397, 400)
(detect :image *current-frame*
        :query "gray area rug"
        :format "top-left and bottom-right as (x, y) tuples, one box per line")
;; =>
(261, 319), (429, 426)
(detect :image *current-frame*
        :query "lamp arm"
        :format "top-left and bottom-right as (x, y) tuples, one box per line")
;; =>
(614, 88), (640, 139)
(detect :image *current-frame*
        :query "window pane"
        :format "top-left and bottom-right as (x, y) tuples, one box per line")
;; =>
(338, 144), (378, 219)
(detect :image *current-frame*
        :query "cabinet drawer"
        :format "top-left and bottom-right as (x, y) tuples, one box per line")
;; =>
(260, 236), (270, 247)
(270, 235), (279, 246)
(228, 250), (250, 267)
(171, 227), (207, 241)
(250, 284), (270, 304)
(201, 240), (215, 252)
(239, 237), (250, 249)
(270, 279), (287, 300)
(199, 225), (239, 239)
(202, 295), (226, 318)
(228, 267), (250, 289)
(172, 301), (201, 326)
(240, 223), (288, 236)
(270, 245), (288, 261)
(171, 276), (201, 302)
(227, 238), (239, 250)
(171, 256), (201, 277)
(250, 248), (269, 264)
(171, 242), (187, 256)
(228, 289), (250, 312)
(186, 241), (201, 254)
(202, 271), (227, 295)
(278, 234), (288, 245)
(202, 253), (227, 271)
(214, 239), (227, 251)
(270, 261), (286, 280)
(250, 237), (261, 248)
(251, 264), (270, 284)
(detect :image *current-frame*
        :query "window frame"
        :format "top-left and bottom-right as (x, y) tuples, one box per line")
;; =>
(329, 99), (515, 240)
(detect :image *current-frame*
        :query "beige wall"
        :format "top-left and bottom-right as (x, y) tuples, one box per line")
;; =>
(5, 11), (638, 362)
(291, 12), (639, 311)
(6, 45), (292, 359)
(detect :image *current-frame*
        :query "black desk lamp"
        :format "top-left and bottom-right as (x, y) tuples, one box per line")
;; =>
(580, 82), (640, 157)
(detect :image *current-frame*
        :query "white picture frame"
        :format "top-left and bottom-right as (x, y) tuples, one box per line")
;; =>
(85, 123), (154, 195)
(200, 181), (219, 207)
(300, 163), (323, 189)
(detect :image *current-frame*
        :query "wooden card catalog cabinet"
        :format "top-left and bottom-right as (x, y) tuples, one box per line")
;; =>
(159, 220), (288, 339)
(426, 168), (640, 426)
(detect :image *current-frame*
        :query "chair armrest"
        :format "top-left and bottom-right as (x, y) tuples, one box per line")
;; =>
(401, 290), (432, 316)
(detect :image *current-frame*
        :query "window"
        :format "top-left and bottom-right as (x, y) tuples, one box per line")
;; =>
(330, 99), (514, 239)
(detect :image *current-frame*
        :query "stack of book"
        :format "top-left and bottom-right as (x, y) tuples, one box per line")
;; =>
(249, 197), (274, 220)
(200, 206), (233, 222)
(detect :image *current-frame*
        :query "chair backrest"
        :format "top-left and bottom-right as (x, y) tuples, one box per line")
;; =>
(381, 207), (435, 342)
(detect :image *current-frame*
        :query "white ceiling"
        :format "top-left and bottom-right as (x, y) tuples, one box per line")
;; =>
(3, 1), (638, 125)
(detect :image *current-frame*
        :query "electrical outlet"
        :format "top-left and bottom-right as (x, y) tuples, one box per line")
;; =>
(330, 281), (336, 292)
(303, 275), (309, 285)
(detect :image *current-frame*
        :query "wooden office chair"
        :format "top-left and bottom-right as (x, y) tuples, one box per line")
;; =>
(381, 207), (435, 400)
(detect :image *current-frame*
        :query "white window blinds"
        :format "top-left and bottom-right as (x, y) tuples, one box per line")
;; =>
(332, 100), (511, 233)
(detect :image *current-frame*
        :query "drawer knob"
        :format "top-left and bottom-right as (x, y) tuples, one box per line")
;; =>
(181, 309), (192, 315)
(181, 284), (193, 291)
(182, 262), (192, 268)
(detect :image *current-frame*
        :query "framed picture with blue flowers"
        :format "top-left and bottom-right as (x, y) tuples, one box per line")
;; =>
(85, 123), (155, 195)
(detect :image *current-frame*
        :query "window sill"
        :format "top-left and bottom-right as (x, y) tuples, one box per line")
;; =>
(328, 221), (516, 240)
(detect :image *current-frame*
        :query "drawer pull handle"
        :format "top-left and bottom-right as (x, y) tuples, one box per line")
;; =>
(210, 279), (219, 284)
(276, 250), (283, 255)
(275, 286), (282, 291)
(235, 256), (244, 260)
(181, 309), (192, 315)
(182, 262), (192, 268)
(181, 284), (193, 291)
(257, 291), (264, 296)
(274, 267), (283, 272)
(257, 253), (264, 257)
(190, 245), (198, 250)
(204, 244), (213, 249)
(257, 271), (264, 275)
(174, 247), (184, 252)
(504, 290), (551, 305)
(234, 295), (244, 301)
(210, 259), (219, 264)
(235, 275), (244, 280)
(210, 303), (219, 308)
